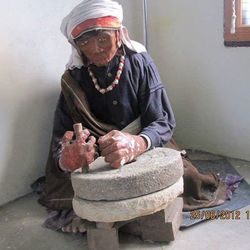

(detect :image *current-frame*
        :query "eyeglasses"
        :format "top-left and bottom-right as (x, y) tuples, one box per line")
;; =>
(75, 30), (116, 48)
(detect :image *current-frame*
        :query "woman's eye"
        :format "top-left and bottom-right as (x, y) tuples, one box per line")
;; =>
(79, 39), (89, 46)
(98, 37), (107, 43)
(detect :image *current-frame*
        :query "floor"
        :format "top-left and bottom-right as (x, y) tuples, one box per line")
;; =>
(0, 151), (250, 250)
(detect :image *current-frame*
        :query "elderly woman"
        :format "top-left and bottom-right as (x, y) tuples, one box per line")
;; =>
(39, 0), (175, 232)
(39, 0), (223, 233)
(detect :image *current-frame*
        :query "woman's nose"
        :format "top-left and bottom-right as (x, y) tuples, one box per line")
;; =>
(91, 39), (104, 53)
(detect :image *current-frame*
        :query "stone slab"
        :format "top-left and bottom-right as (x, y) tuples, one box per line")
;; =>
(71, 148), (183, 201)
(73, 177), (183, 222)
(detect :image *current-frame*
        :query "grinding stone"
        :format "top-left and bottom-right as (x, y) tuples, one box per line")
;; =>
(71, 148), (183, 201)
(73, 177), (183, 222)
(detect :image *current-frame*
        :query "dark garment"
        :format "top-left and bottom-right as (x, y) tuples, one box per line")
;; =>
(69, 51), (176, 147)
(165, 140), (227, 211)
(53, 49), (175, 148)
(39, 48), (176, 210)
(42, 209), (75, 231)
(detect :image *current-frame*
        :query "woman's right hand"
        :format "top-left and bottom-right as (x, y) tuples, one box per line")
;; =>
(59, 129), (97, 172)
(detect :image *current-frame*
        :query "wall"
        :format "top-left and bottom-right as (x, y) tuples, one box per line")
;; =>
(0, 0), (81, 206)
(118, 0), (144, 43)
(0, 0), (143, 206)
(147, 0), (250, 160)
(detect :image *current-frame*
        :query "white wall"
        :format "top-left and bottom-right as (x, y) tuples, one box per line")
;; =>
(147, 0), (250, 161)
(117, 0), (144, 43)
(0, 0), (143, 206)
(0, 0), (84, 206)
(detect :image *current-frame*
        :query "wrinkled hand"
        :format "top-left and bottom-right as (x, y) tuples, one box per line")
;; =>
(59, 126), (97, 172)
(98, 130), (147, 168)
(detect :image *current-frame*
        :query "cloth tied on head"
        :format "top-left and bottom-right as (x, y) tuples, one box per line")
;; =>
(60, 0), (146, 69)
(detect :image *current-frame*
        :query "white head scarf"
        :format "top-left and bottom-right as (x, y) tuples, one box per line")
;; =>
(60, 0), (146, 69)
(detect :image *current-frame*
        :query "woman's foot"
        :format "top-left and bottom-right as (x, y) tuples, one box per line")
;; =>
(61, 217), (86, 233)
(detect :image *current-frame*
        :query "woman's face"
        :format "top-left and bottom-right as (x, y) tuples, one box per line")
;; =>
(75, 30), (120, 67)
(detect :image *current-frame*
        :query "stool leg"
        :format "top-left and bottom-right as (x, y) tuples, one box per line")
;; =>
(141, 197), (183, 242)
(87, 222), (119, 250)
(120, 197), (183, 242)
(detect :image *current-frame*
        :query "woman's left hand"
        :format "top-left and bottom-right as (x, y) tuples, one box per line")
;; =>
(98, 130), (147, 168)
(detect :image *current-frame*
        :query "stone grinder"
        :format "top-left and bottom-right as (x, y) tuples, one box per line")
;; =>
(71, 124), (184, 250)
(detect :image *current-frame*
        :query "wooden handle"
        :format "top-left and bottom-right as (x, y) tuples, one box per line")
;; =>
(73, 123), (82, 139)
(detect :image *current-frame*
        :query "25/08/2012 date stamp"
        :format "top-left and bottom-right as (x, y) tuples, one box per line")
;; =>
(190, 210), (250, 220)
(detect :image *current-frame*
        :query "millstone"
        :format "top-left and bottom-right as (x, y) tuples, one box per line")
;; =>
(73, 177), (183, 222)
(71, 148), (183, 201)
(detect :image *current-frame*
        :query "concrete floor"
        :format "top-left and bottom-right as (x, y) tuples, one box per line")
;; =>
(0, 151), (250, 250)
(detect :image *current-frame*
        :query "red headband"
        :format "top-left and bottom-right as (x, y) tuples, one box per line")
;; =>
(71, 16), (121, 39)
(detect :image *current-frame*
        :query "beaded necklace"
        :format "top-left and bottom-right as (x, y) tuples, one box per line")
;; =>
(87, 55), (125, 94)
